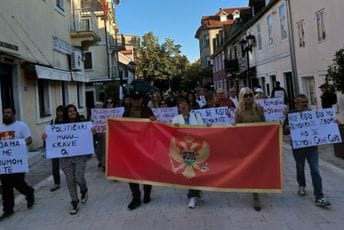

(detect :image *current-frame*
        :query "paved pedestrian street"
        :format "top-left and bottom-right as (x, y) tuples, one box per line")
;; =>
(0, 142), (343, 230)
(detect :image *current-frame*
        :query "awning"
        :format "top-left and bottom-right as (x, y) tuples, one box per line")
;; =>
(88, 76), (113, 82)
(71, 71), (89, 82)
(35, 65), (71, 81)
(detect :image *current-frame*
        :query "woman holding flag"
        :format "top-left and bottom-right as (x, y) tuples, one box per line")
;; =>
(235, 87), (266, 211)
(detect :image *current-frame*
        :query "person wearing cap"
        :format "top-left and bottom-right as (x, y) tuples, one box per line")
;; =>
(254, 88), (268, 99)
(123, 91), (156, 210)
(319, 83), (337, 109)
(215, 88), (235, 109)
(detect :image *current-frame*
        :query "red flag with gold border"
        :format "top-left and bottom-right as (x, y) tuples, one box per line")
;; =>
(106, 118), (282, 192)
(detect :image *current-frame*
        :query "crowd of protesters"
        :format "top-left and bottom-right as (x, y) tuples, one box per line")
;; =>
(0, 83), (333, 221)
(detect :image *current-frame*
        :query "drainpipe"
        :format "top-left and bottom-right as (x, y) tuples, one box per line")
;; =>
(104, 16), (111, 79)
(285, 0), (300, 95)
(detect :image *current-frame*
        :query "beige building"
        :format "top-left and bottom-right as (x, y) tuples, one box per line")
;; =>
(195, 8), (236, 86)
(289, 0), (344, 119)
(82, 0), (121, 108)
(0, 0), (101, 149)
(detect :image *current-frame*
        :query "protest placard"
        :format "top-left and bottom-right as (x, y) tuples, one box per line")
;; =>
(45, 121), (95, 158)
(288, 108), (342, 149)
(91, 107), (124, 133)
(0, 139), (28, 174)
(152, 107), (178, 123)
(256, 97), (286, 122)
(192, 107), (234, 125)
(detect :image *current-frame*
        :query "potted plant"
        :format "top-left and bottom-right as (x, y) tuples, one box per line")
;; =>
(334, 124), (344, 159)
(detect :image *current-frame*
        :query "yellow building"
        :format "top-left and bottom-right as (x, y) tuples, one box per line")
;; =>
(0, 0), (103, 149)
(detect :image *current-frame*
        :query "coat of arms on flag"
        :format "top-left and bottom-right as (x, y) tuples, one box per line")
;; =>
(169, 136), (209, 179)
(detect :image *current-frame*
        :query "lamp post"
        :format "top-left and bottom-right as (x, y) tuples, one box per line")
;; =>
(242, 34), (256, 88)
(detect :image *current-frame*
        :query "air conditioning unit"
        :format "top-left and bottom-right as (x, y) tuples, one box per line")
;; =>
(71, 51), (82, 71)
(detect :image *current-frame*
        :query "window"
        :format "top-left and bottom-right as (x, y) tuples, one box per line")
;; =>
(61, 82), (69, 105)
(302, 77), (317, 107)
(38, 79), (51, 117)
(204, 35), (209, 48)
(84, 52), (93, 69)
(81, 18), (91, 31)
(257, 24), (262, 50)
(279, 4), (287, 40)
(297, 20), (305, 47)
(206, 56), (211, 68)
(77, 82), (84, 109)
(267, 14), (273, 45)
(316, 10), (326, 41)
(56, 0), (64, 11)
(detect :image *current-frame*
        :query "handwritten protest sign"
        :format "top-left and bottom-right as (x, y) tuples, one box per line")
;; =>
(45, 122), (95, 158)
(91, 107), (124, 133)
(0, 139), (28, 174)
(256, 97), (286, 122)
(152, 107), (178, 123)
(288, 108), (342, 149)
(192, 107), (235, 125)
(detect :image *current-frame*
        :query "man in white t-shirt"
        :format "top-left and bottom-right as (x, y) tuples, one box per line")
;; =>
(0, 105), (34, 221)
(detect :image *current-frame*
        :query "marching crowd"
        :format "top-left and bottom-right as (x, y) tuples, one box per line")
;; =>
(0, 83), (333, 221)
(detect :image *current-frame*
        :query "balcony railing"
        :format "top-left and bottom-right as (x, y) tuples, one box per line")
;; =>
(108, 34), (125, 51)
(71, 8), (98, 33)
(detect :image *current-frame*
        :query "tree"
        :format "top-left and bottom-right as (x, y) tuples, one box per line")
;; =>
(326, 48), (344, 92)
(134, 32), (189, 90)
(180, 60), (202, 90)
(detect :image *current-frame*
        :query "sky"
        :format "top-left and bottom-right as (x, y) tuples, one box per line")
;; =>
(116, 0), (249, 63)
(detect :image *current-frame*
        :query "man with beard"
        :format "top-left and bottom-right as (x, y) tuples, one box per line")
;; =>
(0, 105), (34, 221)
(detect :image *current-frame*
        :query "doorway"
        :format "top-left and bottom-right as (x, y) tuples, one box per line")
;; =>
(0, 63), (14, 109)
(284, 72), (295, 109)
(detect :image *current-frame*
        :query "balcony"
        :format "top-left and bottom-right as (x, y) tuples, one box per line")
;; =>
(108, 34), (125, 51)
(224, 58), (239, 73)
(70, 8), (101, 49)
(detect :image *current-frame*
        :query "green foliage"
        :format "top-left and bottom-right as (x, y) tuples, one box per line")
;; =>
(326, 49), (344, 92)
(180, 60), (208, 90)
(135, 32), (189, 87)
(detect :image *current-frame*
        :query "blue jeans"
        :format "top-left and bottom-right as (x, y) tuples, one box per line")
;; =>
(292, 148), (323, 200)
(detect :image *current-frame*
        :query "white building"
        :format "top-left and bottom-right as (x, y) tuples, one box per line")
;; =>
(290, 0), (344, 119)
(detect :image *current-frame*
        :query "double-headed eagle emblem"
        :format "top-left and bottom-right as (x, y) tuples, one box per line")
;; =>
(169, 136), (210, 179)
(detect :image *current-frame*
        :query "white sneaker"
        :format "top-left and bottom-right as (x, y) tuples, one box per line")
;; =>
(188, 197), (198, 209)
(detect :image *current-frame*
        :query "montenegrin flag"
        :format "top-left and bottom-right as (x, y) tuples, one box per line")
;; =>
(97, 0), (108, 15)
(106, 118), (282, 192)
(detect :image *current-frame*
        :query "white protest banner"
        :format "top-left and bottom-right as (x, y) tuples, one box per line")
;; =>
(288, 108), (342, 149)
(192, 107), (235, 125)
(45, 121), (95, 159)
(256, 97), (286, 122)
(152, 107), (178, 123)
(0, 139), (28, 174)
(91, 107), (124, 133)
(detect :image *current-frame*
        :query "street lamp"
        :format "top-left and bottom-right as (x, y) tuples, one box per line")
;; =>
(241, 34), (256, 88)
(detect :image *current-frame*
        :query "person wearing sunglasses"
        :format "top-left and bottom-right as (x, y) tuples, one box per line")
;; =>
(235, 87), (265, 211)
(159, 100), (168, 108)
